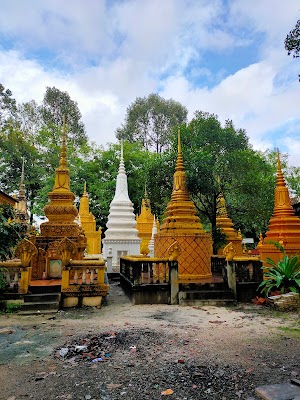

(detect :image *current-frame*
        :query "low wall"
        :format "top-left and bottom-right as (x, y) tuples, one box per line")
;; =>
(120, 275), (170, 305)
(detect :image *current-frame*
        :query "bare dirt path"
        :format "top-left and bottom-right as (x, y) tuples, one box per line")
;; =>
(0, 282), (299, 400)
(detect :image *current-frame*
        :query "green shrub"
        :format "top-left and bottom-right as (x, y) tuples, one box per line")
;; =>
(259, 254), (300, 296)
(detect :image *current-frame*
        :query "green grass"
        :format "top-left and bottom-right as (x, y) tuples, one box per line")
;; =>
(277, 326), (300, 338)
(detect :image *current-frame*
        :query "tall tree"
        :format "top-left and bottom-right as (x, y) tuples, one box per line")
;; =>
(0, 83), (17, 128)
(145, 112), (276, 250)
(40, 86), (88, 147)
(116, 93), (188, 153)
(285, 19), (300, 80)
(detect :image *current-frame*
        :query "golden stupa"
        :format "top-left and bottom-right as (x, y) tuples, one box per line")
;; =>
(154, 131), (212, 280)
(216, 184), (243, 256)
(78, 182), (102, 255)
(29, 123), (87, 279)
(258, 153), (300, 265)
(136, 189), (160, 254)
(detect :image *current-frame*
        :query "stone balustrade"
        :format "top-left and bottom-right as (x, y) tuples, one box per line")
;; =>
(0, 260), (30, 294)
(120, 256), (179, 305)
(61, 258), (109, 308)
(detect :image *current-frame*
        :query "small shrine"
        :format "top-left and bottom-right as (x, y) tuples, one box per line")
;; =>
(102, 142), (141, 273)
(136, 189), (160, 254)
(257, 153), (300, 265)
(216, 184), (243, 256)
(78, 182), (102, 256)
(154, 132), (212, 280)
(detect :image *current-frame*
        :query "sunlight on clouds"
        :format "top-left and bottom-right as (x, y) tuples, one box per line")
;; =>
(0, 0), (299, 164)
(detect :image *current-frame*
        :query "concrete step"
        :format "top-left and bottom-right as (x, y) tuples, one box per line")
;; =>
(28, 285), (61, 294)
(21, 301), (60, 312)
(18, 309), (58, 316)
(179, 289), (235, 301)
(179, 282), (229, 291)
(24, 293), (61, 303)
(179, 298), (237, 307)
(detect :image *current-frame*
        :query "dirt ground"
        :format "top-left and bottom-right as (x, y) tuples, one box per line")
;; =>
(0, 282), (299, 400)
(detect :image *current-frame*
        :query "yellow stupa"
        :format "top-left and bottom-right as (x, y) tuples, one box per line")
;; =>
(258, 153), (300, 265)
(154, 131), (212, 280)
(29, 122), (87, 279)
(78, 182), (102, 255)
(216, 184), (243, 256)
(42, 123), (80, 238)
(136, 189), (160, 254)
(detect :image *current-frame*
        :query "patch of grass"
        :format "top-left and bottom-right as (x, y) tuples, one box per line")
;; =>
(277, 326), (300, 338)
(5, 301), (22, 314)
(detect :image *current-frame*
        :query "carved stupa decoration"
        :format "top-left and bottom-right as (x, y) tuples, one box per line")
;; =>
(136, 188), (160, 254)
(216, 182), (243, 256)
(258, 153), (300, 266)
(154, 131), (212, 280)
(78, 182), (102, 255)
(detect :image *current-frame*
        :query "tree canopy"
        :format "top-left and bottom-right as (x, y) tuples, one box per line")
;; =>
(116, 93), (188, 153)
(285, 19), (300, 81)
(1, 84), (299, 251)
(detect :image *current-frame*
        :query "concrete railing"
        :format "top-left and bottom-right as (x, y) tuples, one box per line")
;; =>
(120, 256), (179, 305)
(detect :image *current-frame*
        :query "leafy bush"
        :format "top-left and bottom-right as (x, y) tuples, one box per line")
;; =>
(259, 254), (300, 296)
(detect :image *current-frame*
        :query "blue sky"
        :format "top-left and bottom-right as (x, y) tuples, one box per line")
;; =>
(0, 0), (299, 165)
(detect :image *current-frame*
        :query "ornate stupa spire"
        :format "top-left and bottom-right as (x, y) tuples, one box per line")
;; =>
(258, 151), (300, 264)
(15, 157), (30, 222)
(148, 214), (158, 257)
(19, 157), (26, 199)
(78, 182), (101, 255)
(136, 184), (159, 253)
(102, 141), (141, 273)
(155, 130), (212, 280)
(41, 120), (79, 237)
(160, 130), (205, 233)
(216, 177), (243, 256)
(79, 182), (89, 216)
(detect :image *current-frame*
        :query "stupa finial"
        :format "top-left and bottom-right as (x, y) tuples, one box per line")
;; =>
(60, 116), (67, 168)
(19, 156), (26, 198)
(175, 129), (184, 172)
(83, 181), (87, 196)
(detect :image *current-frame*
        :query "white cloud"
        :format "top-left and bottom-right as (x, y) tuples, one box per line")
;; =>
(0, 0), (299, 165)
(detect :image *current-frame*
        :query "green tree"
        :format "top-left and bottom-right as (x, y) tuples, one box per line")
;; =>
(145, 112), (276, 251)
(116, 93), (188, 153)
(0, 204), (27, 261)
(285, 19), (300, 58)
(40, 86), (88, 147)
(285, 19), (300, 81)
(0, 85), (92, 219)
(0, 83), (17, 128)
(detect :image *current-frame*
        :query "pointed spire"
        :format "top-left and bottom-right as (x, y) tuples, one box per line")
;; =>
(175, 129), (184, 173)
(216, 177), (228, 217)
(19, 157), (26, 198)
(60, 116), (67, 168)
(273, 151), (294, 217)
(160, 129), (205, 233)
(83, 181), (87, 197)
(51, 118), (71, 192)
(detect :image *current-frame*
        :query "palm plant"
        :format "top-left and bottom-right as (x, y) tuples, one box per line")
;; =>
(258, 254), (300, 296)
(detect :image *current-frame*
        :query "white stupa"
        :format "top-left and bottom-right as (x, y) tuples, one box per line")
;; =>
(102, 142), (141, 274)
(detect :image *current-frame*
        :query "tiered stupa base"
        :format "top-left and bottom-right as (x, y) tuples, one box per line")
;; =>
(103, 239), (141, 274)
(155, 233), (212, 280)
